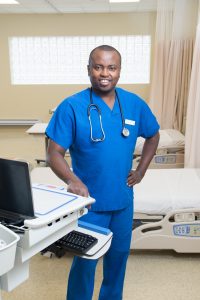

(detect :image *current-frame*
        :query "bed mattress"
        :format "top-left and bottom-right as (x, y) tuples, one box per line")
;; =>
(134, 168), (200, 214)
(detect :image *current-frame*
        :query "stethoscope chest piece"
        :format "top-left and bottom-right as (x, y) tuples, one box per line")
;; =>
(122, 127), (130, 137)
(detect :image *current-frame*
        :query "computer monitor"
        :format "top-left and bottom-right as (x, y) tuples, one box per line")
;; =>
(0, 158), (35, 219)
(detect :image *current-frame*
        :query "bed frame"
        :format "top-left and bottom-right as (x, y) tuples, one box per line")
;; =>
(131, 209), (200, 253)
(131, 168), (200, 253)
(133, 129), (185, 169)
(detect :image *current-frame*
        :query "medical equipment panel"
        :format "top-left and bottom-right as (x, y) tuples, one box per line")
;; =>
(173, 224), (200, 237)
(0, 182), (113, 293)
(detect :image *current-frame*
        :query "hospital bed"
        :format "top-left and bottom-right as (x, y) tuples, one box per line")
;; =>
(131, 168), (200, 253)
(133, 129), (185, 169)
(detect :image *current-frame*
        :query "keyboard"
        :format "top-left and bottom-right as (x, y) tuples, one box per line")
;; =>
(56, 230), (98, 254)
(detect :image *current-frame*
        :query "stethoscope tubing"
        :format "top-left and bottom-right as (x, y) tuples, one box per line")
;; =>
(88, 104), (106, 142)
(88, 88), (129, 142)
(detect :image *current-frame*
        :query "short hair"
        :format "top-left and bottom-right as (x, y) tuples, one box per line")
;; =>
(88, 45), (121, 66)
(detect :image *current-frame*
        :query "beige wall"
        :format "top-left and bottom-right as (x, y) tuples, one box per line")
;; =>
(0, 12), (156, 164)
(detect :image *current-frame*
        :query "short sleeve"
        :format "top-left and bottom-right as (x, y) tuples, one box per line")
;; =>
(138, 101), (160, 138)
(45, 100), (75, 150)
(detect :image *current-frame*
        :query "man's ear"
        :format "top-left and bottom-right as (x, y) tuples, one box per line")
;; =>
(87, 65), (91, 77)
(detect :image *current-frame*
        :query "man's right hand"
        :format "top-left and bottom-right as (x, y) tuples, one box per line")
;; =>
(67, 178), (89, 198)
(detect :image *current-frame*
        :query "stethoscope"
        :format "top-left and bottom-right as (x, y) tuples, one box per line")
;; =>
(87, 88), (130, 142)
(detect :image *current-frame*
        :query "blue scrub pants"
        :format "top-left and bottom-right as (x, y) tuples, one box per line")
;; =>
(66, 202), (133, 300)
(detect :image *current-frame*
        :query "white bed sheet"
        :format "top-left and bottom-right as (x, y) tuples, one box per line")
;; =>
(134, 168), (200, 214)
(135, 129), (185, 155)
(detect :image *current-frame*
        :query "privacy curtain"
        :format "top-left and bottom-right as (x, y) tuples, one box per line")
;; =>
(185, 2), (200, 167)
(149, 0), (198, 133)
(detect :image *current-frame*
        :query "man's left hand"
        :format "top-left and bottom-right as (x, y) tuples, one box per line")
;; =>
(127, 170), (143, 187)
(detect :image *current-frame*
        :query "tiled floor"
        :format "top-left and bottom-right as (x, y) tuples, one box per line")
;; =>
(2, 250), (200, 300)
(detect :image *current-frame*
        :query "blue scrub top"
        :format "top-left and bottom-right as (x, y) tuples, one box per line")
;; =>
(46, 87), (159, 211)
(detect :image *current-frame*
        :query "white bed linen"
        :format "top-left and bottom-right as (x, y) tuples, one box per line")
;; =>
(134, 168), (200, 214)
(135, 129), (185, 155)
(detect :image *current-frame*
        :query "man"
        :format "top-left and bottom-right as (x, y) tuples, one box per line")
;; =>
(46, 45), (159, 300)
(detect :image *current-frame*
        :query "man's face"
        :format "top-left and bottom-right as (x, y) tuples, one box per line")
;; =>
(87, 49), (121, 94)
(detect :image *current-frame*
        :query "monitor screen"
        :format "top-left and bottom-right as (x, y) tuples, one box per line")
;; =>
(0, 158), (35, 217)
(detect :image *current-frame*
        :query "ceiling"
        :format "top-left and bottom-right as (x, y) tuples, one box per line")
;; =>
(0, 0), (158, 14)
